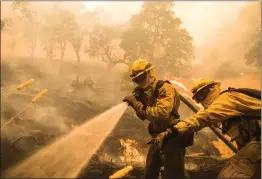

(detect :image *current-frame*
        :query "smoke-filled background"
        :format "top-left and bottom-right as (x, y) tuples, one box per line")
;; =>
(1, 1), (261, 178)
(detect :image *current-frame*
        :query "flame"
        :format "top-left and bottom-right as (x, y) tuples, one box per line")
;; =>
(98, 152), (113, 162)
(119, 139), (145, 164)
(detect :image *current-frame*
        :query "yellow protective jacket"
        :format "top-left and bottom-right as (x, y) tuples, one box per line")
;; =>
(176, 91), (261, 140)
(133, 80), (180, 136)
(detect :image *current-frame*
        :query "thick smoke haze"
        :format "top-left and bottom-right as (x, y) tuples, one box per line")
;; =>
(0, 2), (260, 177)
(2, 2), (259, 80)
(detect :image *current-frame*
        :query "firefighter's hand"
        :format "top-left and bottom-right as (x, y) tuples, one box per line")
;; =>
(123, 95), (137, 108)
(175, 121), (190, 135)
(153, 128), (179, 149)
(155, 129), (171, 149)
(136, 109), (146, 121)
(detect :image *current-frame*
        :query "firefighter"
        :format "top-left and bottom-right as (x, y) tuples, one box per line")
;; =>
(123, 59), (191, 179)
(154, 78), (261, 178)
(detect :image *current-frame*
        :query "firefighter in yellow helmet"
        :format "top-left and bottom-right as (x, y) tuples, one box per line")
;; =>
(154, 78), (261, 178)
(123, 59), (191, 179)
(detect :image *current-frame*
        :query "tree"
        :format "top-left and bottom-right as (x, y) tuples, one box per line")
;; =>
(11, 2), (39, 58)
(120, 2), (194, 76)
(55, 9), (75, 61)
(39, 5), (84, 62)
(1, 20), (5, 31)
(63, 11), (85, 63)
(242, 2), (261, 68)
(2, 14), (21, 55)
(120, 25), (151, 62)
(86, 23), (128, 70)
(67, 20), (84, 63)
(40, 10), (57, 61)
(2, 3), (28, 56)
(244, 29), (260, 68)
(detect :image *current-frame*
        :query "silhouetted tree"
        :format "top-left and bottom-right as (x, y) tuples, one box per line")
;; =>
(86, 23), (128, 70)
(12, 2), (39, 58)
(121, 2), (194, 76)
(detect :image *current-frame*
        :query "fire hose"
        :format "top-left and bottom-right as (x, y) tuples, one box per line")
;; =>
(179, 94), (238, 153)
(109, 95), (238, 179)
(132, 88), (238, 153)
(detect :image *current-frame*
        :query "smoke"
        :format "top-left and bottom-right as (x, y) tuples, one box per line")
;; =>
(1, 1), (260, 176)
(193, 2), (261, 80)
(2, 2), (260, 79)
(1, 55), (121, 144)
(3, 103), (128, 178)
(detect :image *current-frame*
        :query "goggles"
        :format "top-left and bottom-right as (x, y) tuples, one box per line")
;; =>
(132, 72), (147, 84)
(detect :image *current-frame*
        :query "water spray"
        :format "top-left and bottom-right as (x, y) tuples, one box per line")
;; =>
(3, 103), (128, 178)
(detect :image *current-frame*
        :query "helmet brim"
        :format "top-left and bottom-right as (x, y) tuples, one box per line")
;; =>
(192, 81), (221, 100)
(130, 65), (155, 80)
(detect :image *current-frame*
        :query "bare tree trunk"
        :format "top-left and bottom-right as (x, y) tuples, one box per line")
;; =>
(30, 38), (37, 59)
(46, 42), (54, 61)
(60, 41), (63, 61)
(10, 39), (16, 56)
(72, 45), (80, 63)
(60, 40), (66, 61)
(76, 50), (80, 63)
(68, 40), (82, 63)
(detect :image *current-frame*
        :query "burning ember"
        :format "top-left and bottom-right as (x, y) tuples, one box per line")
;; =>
(119, 139), (145, 164)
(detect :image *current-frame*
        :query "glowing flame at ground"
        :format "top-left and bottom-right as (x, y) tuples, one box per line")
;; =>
(119, 139), (145, 164)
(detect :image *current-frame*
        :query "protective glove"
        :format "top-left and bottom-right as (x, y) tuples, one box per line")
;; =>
(123, 95), (138, 108)
(150, 127), (179, 149)
(136, 109), (147, 121)
(175, 121), (190, 135)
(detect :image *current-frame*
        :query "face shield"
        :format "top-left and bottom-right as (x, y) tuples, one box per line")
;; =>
(131, 72), (147, 84)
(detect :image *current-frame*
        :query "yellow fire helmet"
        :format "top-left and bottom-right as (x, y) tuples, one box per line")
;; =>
(191, 78), (221, 99)
(130, 59), (155, 80)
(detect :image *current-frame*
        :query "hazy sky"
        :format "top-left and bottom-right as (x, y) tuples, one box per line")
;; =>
(82, 1), (246, 46)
